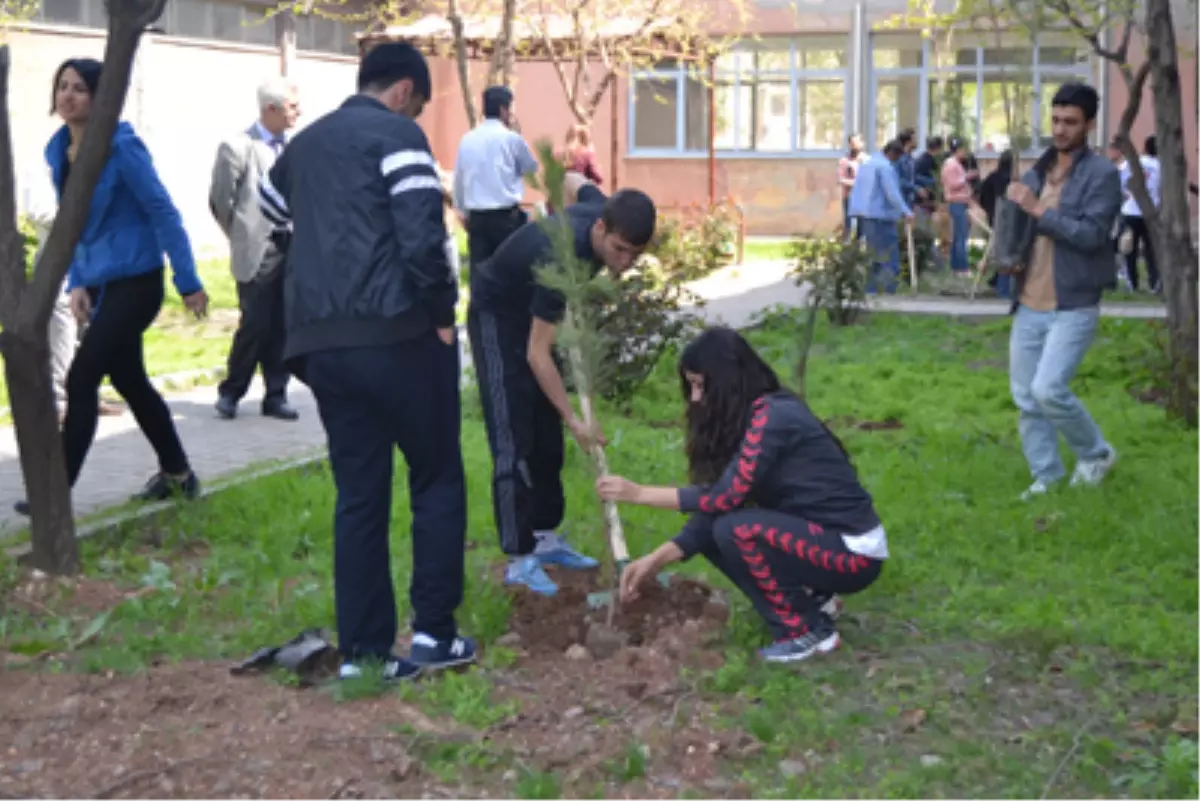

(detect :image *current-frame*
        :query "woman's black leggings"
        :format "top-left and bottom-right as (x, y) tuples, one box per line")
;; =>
(62, 268), (190, 486)
(692, 508), (883, 641)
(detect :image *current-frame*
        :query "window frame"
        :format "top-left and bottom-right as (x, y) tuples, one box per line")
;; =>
(867, 32), (1098, 160)
(626, 35), (852, 160)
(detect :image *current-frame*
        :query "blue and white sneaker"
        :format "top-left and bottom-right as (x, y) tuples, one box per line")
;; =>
(534, 532), (600, 570)
(505, 554), (559, 596)
(338, 654), (421, 682)
(409, 633), (477, 671)
(758, 624), (841, 664)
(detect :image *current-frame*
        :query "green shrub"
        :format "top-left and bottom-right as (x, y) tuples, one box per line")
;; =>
(788, 234), (874, 326)
(646, 201), (739, 282)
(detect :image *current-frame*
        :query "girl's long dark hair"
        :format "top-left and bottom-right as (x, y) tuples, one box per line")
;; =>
(679, 326), (851, 485)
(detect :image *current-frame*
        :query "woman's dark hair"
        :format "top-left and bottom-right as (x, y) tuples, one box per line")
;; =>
(50, 57), (102, 114)
(997, 148), (1014, 175)
(678, 326), (853, 485)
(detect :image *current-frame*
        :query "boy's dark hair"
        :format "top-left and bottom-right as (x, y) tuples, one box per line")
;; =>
(483, 86), (513, 119)
(926, 135), (944, 151)
(1144, 135), (1158, 156)
(601, 189), (656, 247)
(898, 128), (915, 146)
(883, 139), (904, 157)
(358, 42), (431, 98)
(1051, 81), (1100, 121)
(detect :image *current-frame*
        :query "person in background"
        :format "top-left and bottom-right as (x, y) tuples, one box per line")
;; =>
(977, 149), (1014, 298)
(1106, 138), (1133, 289)
(847, 139), (913, 293)
(16, 57), (209, 518)
(595, 327), (888, 664)
(1004, 82), (1122, 501)
(209, 77), (301, 422)
(913, 135), (943, 210)
(838, 133), (865, 240)
(259, 42), (472, 680)
(940, 137), (977, 274)
(564, 124), (603, 186)
(453, 86), (538, 270)
(1120, 135), (1161, 293)
(28, 224), (125, 424)
(894, 128), (918, 206)
(466, 172), (656, 597)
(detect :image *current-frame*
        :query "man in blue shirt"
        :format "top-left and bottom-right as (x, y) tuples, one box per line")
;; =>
(848, 140), (913, 293)
(894, 128), (918, 206)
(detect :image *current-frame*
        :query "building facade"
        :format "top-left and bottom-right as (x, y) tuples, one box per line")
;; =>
(9, 0), (1198, 245)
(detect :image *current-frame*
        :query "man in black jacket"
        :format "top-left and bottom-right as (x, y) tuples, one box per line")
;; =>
(259, 42), (471, 681)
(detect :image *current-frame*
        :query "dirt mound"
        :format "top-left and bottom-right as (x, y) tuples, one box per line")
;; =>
(506, 570), (723, 659)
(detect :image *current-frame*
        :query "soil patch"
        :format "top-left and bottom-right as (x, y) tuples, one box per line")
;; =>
(1129, 385), (1167, 407)
(825, 415), (905, 432)
(506, 570), (720, 658)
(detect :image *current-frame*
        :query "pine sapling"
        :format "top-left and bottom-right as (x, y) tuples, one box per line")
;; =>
(527, 140), (630, 596)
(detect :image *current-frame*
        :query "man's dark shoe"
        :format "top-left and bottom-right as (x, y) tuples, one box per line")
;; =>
(131, 471), (201, 503)
(262, 401), (299, 421)
(14, 500), (30, 517)
(409, 634), (477, 671)
(215, 396), (238, 420)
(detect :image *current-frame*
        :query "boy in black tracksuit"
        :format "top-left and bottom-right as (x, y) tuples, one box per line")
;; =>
(260, 43), (471, 680)
(467, 178), (657, 597)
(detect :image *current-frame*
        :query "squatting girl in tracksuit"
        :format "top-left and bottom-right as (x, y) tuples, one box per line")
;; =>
(595, 326), (889, 663)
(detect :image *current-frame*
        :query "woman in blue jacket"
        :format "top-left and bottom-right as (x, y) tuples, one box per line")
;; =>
(595, 327), (889, 664)
(16, 58), (209, 516)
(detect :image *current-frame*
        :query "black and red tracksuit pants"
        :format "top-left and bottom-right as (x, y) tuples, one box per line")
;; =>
(693, 508), (883, 641)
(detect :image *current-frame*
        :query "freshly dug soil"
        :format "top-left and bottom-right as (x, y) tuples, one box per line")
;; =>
(507, 570), (717, 657)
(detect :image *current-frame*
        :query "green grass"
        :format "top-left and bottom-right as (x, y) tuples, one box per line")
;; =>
(0, 260), (239, 413)
(1, 311), (1196, 797)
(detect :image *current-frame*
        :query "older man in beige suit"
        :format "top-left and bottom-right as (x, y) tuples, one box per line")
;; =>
(209, 77), (301, 421)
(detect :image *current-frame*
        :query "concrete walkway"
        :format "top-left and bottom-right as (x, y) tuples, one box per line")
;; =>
(0, 260), (1167, 535)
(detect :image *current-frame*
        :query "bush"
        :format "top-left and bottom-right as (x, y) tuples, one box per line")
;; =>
(899, 220), (941, 284)
(18, 214), (42, 279)
(788, 235), (874, 326)
(593, 260), (705, 406)
(646, 201), (739, 282)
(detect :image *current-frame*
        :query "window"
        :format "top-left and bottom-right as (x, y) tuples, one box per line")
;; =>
(38, 0), (105, 27)
(868, 32), (1097, 156)
(170, 0), (210, 37)
(628, 36), (850, 157)
(211, 1), (244, 41)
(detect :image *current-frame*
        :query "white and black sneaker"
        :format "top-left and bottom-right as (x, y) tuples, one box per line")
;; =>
(1070, 446), (1117, 488)
(759, 620), (841, 664)
(339, 655), (420, 682)
(409, 633), (477, 671)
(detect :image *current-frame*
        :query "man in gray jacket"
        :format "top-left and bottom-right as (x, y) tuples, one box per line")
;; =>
(1003, 82), (1122, 500)
(209, 77), (301, 421)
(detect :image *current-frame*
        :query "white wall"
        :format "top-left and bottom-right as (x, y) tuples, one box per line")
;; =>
(9, 24), (359, 259)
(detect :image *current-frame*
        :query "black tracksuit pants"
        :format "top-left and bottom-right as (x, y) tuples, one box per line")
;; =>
(690, 508), (883, 641)
(64, 268), (191, 486)
(466, 305), (565, 557)
(304, 329), (467, 660)
(466, 207), (528, 270)
(217, 262), (289, 408)
(1123, 216), (1159, 290)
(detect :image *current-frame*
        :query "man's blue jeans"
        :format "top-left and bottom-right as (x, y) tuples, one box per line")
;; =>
(948, 202), (970, 273)
(862, 218), (900, 294)
(1009, 304), (1110, 483)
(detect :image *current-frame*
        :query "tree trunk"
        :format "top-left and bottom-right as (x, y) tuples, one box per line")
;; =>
(0, 332), (77, 572)
(446, 0), (476, 128)
(1145, 0), (1198, 425)
(484, 0), (516, 88)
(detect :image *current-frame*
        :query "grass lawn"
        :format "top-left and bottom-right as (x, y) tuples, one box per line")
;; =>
(0, 260), (238, 413)
(1, 311), (1196, 798)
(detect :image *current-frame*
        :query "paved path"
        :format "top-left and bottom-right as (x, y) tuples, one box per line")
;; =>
(0, 261), (1166, 535)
